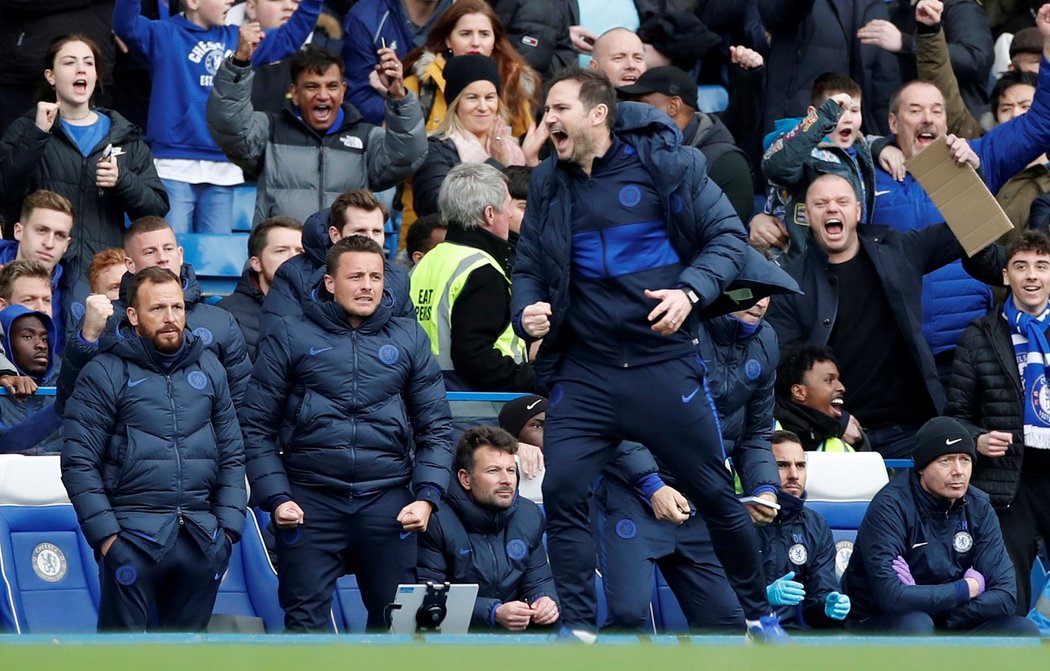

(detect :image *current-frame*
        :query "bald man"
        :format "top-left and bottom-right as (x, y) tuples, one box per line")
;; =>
(588, 27), (646, 86)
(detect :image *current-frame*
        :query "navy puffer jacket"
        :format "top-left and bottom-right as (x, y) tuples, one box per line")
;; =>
(241, 292), (453, 508)
(417, 482), (557, 629)
(61, 327), (246, 561)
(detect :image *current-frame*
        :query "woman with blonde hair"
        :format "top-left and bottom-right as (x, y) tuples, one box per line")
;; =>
(403, 0), (540, 138)
(412, 54), (525, 218)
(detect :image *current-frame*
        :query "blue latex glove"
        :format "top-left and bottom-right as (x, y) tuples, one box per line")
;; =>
(824, 591), (850, 620)
(892, 555), (916, 586)
(766, 571), (806, 606)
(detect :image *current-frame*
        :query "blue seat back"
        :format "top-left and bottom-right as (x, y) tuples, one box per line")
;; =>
(213, 511), (284, 632)
(0, 505), (100, 633)
(176, 233), (249, 296)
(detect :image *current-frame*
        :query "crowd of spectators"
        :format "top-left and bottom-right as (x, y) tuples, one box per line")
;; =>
(0, 0), (1048, 639)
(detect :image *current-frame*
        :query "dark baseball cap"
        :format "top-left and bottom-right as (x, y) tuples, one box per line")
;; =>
(617, 66), (699, 110)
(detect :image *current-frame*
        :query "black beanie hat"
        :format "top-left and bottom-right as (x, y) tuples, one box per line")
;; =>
(911, 416), (977, 470)
(498, 395), (547, 439)
(443, 54), (503, 107)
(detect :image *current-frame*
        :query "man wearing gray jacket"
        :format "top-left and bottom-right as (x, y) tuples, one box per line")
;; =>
(207, 26), (427, 226)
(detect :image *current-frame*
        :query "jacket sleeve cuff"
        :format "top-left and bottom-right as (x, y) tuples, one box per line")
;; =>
(266, 494), (292, 512)
(415, 484), (442, 508)
(916, 22), (940, 36)
(954, 579), (971, 605)
(634, 473), (666, 500)
(751, 484), (778, 498)
(488, 600), (502, 628)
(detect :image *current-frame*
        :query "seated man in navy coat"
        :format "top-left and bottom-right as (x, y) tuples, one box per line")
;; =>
(418, 426), (559, 631)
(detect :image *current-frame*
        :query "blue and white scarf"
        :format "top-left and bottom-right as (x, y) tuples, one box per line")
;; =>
(1005, 299), (1050, 449)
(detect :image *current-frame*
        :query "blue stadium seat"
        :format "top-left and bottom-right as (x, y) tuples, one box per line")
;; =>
(0, 455), (99, 634)
(1032, 556), (1047, 612)
(332, 575), (368, 632)
(802, 452), (889, 580)
(652, 567), (686, 633)
(212, 508), (284, 632)
(0, 504), (100, 633)
(697, 85), (729, 114)
(176, 233), (248, 297)
(231, 184), (257, 233)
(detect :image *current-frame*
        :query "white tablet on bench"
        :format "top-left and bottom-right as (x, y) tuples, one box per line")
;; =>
(388, 583), (479, 634)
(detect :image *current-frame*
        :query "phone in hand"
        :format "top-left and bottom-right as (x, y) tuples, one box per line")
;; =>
(739, 495), (781, 511)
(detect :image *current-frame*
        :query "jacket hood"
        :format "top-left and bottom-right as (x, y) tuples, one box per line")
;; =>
(445, 477), (518, 534)
(234, 265), (265, 305)
(303, 288), (394, 335)
(118, 263), (202, 306)
(0, 305), (57, 379)
(614, 101), (683, 146)
(695, 245), (801, 321)
(412, 50), (446, 87)
(775, 489), (806, 522)
(104, 316), (206, 373)
(689, 112), (737, 150)
(706, 312), (765, 345)
(302, 208), (332, 267)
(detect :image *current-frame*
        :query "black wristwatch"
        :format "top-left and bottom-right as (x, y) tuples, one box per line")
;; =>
(684, 288), (700, 305)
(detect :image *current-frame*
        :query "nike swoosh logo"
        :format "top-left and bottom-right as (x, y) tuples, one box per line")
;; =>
(309, 346), (333, 356)
(127, 378), (147, 388)
(945, 438), (963, 446)
(912, 542), (928, 549)
(399, 531), (412, 540)
(681, 386), (700, 403)
(458, 548), (473, 556)
(875, 190), (891, 196)
(526, 400), (541, 410)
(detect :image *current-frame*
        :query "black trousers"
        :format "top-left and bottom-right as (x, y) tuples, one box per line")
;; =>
(97, 528), (229, 632)
(997, 471), (1050, 614)
(274, 485), (416, 632)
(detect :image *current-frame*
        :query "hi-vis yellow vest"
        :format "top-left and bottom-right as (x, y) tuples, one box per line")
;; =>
(775, 421), (854, 452)
(410, 242), (526, 370)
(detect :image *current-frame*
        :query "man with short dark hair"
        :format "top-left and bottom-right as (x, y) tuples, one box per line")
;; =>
(947, 229), (1050, 614)
(207, 37), (428, 225)
(0, 304), (60, 454)
(513, 67), (790, 641)
(417, 425), (559, 631)
(841, 417), (1038, 636)
(62, 266), (246, 631)
(217, 216), (303, 361)
(261, 189), (413, 327)
(0, 190), (79, 353)
(240, 235), (453, 633)
(400, 213), (447, 270)
(0, 260), (53, 398)
(775, 344), (870, 452)
(759, 431), (850, 628)
(411, 163), (535, 393)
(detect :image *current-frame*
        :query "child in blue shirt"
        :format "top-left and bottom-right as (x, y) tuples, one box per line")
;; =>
(113, 0), (318, 233)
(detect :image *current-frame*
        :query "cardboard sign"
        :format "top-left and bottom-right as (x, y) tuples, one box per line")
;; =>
(904, 136), (1013, 256)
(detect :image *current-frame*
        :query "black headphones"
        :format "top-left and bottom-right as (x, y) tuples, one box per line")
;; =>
(415, 581), (450, 631)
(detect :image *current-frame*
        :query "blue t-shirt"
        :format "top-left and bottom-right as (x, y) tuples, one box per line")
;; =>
(60, 113), (112, 157)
